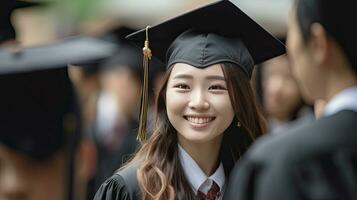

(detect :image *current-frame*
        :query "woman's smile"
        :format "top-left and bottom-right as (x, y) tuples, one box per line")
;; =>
(184, 115), (216, 128)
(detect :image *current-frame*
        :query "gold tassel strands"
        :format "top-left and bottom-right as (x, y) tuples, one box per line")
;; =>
(137, 26), (152, 142)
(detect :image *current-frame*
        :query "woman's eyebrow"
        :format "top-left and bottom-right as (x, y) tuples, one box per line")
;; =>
(206, 75), (225, 81)
(173, 74), (193, 79)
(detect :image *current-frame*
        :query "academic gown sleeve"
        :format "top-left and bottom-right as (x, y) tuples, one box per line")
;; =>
(94, 164), (141, 200)
(94, 174), (132, 200)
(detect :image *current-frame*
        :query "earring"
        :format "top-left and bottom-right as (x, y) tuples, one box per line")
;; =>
(237, 121), (241, 127)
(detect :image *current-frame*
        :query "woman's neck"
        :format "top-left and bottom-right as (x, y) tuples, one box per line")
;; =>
(179, 136), (223, 176)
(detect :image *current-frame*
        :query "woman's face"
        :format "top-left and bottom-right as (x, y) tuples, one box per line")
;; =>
(166, 63), (234, 145)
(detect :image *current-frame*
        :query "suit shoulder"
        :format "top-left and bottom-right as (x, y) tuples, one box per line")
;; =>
(246, 110), (357, 163)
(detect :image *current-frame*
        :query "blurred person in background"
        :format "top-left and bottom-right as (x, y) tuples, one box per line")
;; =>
(93, 25), (165, 186)
(92, 26), (143, 194)
(69, 63), (102, 199)
(0, 36), (115, 200)
(258, 51), (314, 133)
(224, 0), (357, 199)
(69, 64), (102, 139)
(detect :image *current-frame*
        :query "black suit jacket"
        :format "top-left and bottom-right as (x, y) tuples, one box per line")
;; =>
(224, 110), (357, 200)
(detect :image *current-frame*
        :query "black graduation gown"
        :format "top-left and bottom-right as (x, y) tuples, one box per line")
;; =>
(94, 164), (141, 200)
(224, 110), (357, 200)
(94, 151), (235, 200)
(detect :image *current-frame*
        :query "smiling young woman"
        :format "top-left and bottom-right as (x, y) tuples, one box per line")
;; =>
(134, 61), (268, 200)
(94, 1), (284, 200)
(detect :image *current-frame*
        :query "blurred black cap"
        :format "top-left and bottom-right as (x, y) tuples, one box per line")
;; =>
(0, 36), (116, 160)
(0, 36), (117, 74)
(0, 67), (77, 160)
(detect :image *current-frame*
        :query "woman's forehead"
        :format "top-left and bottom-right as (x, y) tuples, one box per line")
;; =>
(169, 63), (225, 79)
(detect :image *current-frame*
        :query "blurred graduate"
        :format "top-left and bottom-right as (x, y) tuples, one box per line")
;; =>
(92, 26), (151, 193)
(224, 0), (357, 199)
(0, 36), (116, 200)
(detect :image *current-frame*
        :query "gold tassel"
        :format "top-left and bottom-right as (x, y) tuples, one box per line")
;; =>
(137, 26), (152, 142)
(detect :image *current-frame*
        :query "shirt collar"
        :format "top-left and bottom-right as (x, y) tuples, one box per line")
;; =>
(178, 144), (225, 194)
(323, 86), (357, 116)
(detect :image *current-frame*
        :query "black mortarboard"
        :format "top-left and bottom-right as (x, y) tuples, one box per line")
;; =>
(0, 36), (117, 160)
(127, 0), (285, 78)
(0, 67), (76, 160)
(126, 0), (285, 141)
(1, 0), (43, 43)
(0, 36), (117, 74)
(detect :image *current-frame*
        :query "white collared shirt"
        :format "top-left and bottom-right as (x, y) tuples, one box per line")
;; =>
(323, 86), (357, 116)
(178, 145), (225, 200)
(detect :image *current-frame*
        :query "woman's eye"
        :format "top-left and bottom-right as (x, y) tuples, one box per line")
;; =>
(209, 85), (226, 90)
(174, 84), (190, 89)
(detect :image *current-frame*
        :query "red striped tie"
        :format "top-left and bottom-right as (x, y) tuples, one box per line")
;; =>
(197, 181), (221, 200)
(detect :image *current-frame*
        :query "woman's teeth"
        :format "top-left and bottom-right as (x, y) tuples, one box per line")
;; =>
(186, 116), (214, 124)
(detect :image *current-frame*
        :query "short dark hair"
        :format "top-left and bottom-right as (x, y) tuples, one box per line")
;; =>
(296, 0), (357, 73)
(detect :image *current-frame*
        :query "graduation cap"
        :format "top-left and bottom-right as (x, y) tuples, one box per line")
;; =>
(1, 0), (43, 43)
(0, 35), (117, 159)
(126, 0), (285, 141)
(126, 0), (285, 76)
(0, 67), (76, 159)
(0, 35), (116, 200)
(0, 36), (117, 74)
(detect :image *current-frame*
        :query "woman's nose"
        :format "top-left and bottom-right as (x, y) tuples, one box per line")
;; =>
(188, 89), (210, 110)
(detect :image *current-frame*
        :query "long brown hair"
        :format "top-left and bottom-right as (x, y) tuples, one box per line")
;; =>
(123, 62), (267, 200)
